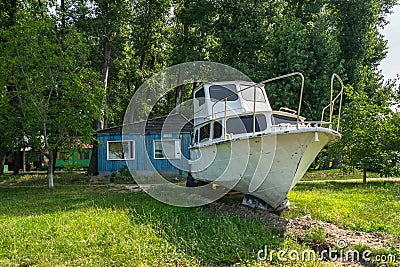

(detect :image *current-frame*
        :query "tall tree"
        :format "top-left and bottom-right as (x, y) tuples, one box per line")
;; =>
(330, 0), (397, 92)
(0, 0), (19, 174)
(0, 14), (103, 187)
(334, 86), (400, 182)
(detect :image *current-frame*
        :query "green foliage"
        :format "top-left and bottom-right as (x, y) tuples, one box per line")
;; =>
(0, 0), (398, 181)
(328, 85), (400, 177)
(113, 165), (135, 182)
(303, 169), (380, 181)
(0, 10), (104, 180)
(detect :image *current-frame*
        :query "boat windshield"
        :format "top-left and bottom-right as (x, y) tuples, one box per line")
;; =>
(209, 84), (238, 102)
(240, 84), (265, 102)
(272, 114), (297, 125)
(226, 114), (267, 134)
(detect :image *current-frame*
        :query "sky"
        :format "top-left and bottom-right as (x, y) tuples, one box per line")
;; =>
(380, 5), (400, 81)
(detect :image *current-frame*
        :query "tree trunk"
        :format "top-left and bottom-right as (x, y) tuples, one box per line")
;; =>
(0, 148), (7, 174)
(175, 68), (184, 112)
(88, 36), (111, 176)
(88, 140), (99, 176)
(13, 151), (22, 175)
(48, 150), (54, 189)
(100, 37), (111, 130)
(363, 166), (367, 184)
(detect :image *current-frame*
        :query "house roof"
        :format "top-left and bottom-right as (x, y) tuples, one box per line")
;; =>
(97, 113), (193, 135)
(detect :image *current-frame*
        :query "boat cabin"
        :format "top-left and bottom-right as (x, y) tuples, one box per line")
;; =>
(192, 81), (304, 146)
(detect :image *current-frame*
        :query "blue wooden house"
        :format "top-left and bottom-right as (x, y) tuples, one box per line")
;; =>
(97, 114), (192, 176)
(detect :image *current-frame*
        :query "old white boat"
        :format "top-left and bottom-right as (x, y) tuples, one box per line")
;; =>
(188, 73), (344, 212)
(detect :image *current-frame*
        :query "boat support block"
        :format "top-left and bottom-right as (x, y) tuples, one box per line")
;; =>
(186, 172), (208, 187)
(241, 194), (290, 214)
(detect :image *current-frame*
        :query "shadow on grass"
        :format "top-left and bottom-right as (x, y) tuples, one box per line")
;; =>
(0, 173), (95, 187)
(0, 185), (289, 265)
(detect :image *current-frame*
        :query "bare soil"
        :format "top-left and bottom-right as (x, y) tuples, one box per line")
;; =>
(208, 202), (400, 266)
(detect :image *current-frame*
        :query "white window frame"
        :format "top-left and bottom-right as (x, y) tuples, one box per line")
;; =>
(107, 140), (135, 161)
(153, 140), (181, 160)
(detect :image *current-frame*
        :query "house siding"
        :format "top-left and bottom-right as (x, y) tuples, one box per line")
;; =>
(98, 132), (191, 175)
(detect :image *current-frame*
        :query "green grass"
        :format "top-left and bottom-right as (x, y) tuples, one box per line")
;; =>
(283, 180), (400, 237)
(0, 180), (321, 266)
(0, 173), (399, 266)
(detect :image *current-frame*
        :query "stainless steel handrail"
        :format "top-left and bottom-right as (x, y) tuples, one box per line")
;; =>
(210, 72), (305, 133)
(321, 73), (344, 131)
(206, 72), (343, 142)
(257, 72), (305, 129)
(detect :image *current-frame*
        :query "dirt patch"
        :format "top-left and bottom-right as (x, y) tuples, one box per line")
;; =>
(208, 202), (399, 266)
(116, 184), (399, 251)
(109, 184), (142, 193)
(208, 202), (399, 249)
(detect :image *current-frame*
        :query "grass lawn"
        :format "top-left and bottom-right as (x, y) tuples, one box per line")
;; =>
(283, 181), (400, 237)
(0, 179), (305, 266)
(0, 173), (399, 266)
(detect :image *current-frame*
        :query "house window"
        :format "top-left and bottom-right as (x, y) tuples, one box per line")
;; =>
(107, 140), (135, 160)
(154, 140), (181, 159)
(78, 150), (90, 160)
(57, 151), (70, 161)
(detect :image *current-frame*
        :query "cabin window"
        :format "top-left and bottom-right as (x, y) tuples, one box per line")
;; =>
(272, 114), (297, 125)
(209, 84), (238, 102)
(195, 87), (205, 106)
(154, 140), (181, 159)
(107, 140), (135, 160)
(78, 150), (90, 160)
(194, 130), (199, 144)
(213, 121), (223, 139)
(240, 85), (265, 102)
(199, 123), (210, 142)
(226, 114), (267, 134)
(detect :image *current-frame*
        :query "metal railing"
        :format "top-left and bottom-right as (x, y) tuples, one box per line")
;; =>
(208, 72), (343, 141)
(211, 72), (305, 135)
(257, 72), (305, 129)
(321, 73), (344, 132)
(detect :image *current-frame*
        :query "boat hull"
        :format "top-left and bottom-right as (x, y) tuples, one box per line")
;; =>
(189, 127), (340, 209)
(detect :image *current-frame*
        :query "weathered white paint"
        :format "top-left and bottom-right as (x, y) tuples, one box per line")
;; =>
(190, 78), (342, 209)
(190, 127), (339, 208)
